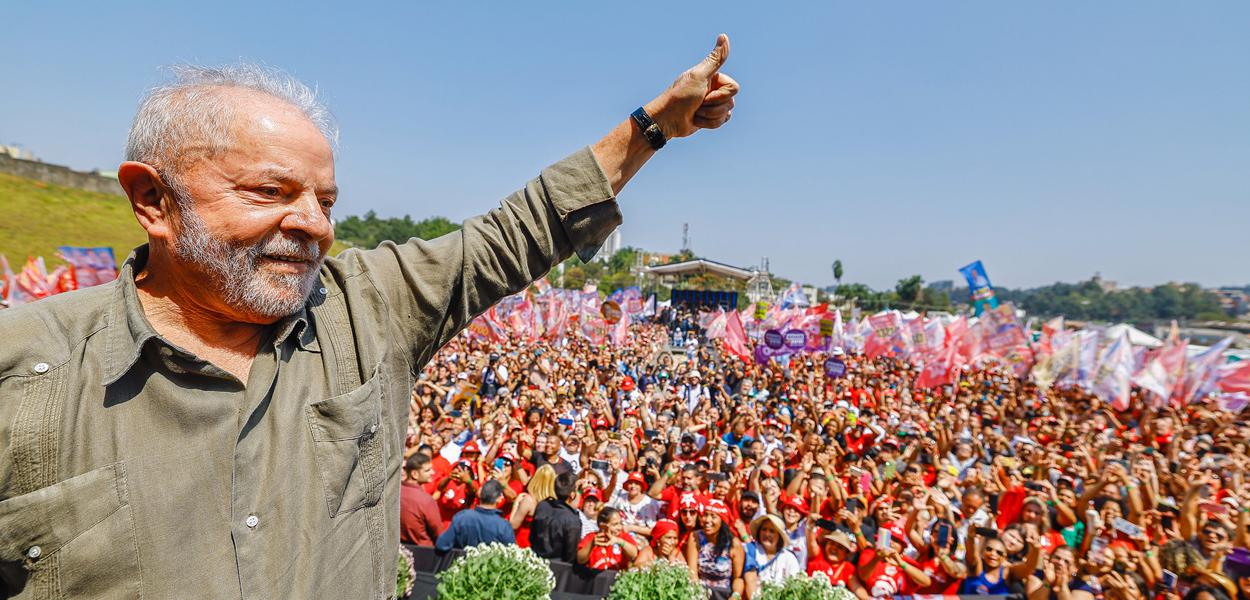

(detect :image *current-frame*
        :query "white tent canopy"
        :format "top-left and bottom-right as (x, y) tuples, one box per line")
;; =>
(1104, 324), (1163, 348)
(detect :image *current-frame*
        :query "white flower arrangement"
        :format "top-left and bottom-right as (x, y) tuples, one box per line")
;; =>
(756, 571), (856, 600)
(436, 542), (556, 600)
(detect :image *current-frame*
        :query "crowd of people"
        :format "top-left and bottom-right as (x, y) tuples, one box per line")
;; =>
(399, 306), (1250, 600)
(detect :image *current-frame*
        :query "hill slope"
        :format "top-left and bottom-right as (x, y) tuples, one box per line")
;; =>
(0, 172), (347, 269)
(0, 172), (145, 267)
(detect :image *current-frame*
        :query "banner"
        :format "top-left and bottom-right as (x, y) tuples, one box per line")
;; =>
(958, 260), (999, 316)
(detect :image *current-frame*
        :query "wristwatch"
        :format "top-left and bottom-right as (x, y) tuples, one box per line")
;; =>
(630, 107), (667, 150)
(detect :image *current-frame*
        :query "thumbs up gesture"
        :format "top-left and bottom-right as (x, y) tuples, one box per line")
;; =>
(645, 34), (740, 139)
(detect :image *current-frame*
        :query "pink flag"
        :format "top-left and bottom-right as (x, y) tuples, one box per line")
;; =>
(1092, 331), (1135, 411)
(1176, 338), (1232, 404)
(1132, 337), (1187, 403)
(723, 309), (752, 363)
(611, 311), (630, 346)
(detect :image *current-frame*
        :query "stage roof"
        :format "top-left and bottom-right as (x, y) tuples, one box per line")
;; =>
(644, 258), (756, 281)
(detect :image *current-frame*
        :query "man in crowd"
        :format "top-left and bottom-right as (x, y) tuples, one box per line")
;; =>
(435, 481), (515, 551)
(531, 472), (583, 562)
(400, 453), (442, 545)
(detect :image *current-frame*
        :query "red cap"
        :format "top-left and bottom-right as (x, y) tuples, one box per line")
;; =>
(461, 440), (481, 455)
(886, 520), (909, 544)
(582, 488), (603, 502)
(704, 498), (732, 522)
(591, 417), (610, 430)
(624, 472), (647, 489)
(621, 376), (636, 391)
(780, 493), (809, 514)
(651, 519), (679, 546)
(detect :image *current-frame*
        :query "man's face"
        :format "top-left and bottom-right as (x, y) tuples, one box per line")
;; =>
(740, 498), (759, 516)
(159, 91), (336, 322)
(414, 462), (434, 484)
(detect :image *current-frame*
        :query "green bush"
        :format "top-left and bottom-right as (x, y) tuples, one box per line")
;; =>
(606, 559), (706, 600)
(435, 543), (555, 600)
(755, 572), (856, 600)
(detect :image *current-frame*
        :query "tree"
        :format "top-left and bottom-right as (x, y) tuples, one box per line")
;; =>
(334, 212), (461, 248)
(895, 275), (924, 308)
(832, 260), (843, 286)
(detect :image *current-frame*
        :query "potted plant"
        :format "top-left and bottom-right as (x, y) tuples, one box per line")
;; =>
(436, 543), (556, 600)
(606, 559), (706, 600)
(754, 572), (856, 600)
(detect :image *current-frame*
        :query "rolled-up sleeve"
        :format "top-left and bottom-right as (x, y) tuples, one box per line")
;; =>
(333, 147), (621, 366)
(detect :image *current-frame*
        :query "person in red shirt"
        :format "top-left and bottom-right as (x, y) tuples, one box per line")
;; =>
(806, 529), (861, 588)
(577, 506), (641, 571)
(434, 460), (476, 528)
(400, 453), (444, 546)
(911, 519), (967, 595)
(856, 522), (931, 598)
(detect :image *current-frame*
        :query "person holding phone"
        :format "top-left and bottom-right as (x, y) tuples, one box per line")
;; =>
(856, 522), (931, 597)
(912, 519), (968, 595)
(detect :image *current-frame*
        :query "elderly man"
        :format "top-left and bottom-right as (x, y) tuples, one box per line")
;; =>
(0, 37), (738, 598)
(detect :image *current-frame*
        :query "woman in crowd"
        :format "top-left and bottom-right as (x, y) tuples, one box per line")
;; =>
(743, 514), (802, 596)
(686, 499), (745, 597)
(963, 526), (1041, 596)
(578, 506), (642, 571)
(509, 464), (556, 547)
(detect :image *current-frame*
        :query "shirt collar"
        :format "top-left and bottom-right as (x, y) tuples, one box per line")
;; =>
(100, 244), (319, 386)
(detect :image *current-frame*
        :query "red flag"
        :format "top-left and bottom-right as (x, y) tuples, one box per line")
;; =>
(723, 309), (751, 363)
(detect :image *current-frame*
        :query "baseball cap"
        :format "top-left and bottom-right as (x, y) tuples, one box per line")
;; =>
(582, 488), (603, 503)
(780, 493), (809, 514)
(461, 440), (481, 455)
(591, 417), (610, 430)
(621, 376), (636, 391)
(624, 472), (647, 489)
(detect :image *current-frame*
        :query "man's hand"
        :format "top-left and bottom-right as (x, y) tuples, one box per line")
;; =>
(646, 34), (740, 139)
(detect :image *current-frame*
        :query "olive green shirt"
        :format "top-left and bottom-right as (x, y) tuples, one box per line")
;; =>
(0, 148), (620, 599)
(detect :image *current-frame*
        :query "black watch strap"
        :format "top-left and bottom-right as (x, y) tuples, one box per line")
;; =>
(630, 107), (667, 150)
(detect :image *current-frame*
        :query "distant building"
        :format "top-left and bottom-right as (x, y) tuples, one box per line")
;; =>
(1091, 272), (1117, 293)
(1, 145), (38, 161)
(1213, 288), (1249, 317)
(591, 226), (622, 262)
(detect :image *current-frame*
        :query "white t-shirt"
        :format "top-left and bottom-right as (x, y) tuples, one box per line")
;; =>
(746, 543), (803, 585)
(609, 491), (663, 527)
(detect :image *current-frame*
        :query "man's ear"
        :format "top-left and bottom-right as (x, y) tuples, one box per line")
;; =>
(118, 161), (174, 240)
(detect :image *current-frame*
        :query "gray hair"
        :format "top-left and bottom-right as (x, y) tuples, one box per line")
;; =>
(125, 62), (339, 185)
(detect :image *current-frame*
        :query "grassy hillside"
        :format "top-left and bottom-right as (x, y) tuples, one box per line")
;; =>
(0, 172), (347, 269)
(0, 172), (146, 268)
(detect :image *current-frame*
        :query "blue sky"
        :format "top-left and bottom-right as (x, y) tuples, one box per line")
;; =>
(3, 2), (1247, 290)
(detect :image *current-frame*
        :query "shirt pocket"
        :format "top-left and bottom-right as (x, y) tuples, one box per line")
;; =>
(306, 366), (386, 517)
(0, 462), (142, 599)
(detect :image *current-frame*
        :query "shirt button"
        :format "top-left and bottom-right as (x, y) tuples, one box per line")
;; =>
(369, 423), (378, 434)
(32, 362), (50, 374)
(27, 546), (42, 559)
(245, 515), (259, 528)
(318, 287), (328, 295)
